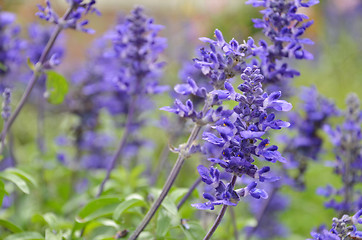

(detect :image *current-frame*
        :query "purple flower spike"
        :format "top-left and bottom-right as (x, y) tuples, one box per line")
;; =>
(194, 66), (291, 209)
(36, 0), (99, 33)
(246, 0), (319, 95)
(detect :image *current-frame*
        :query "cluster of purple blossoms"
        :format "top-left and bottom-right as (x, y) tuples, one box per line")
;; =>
(27, 23), (64, 71)
(283, 86), (338, 188)
(0, 11), (24, 92)
(318, 93), (362, 214)
(246, 0), (319, 94)
(58, 7), (168, 169)
(36, 0), (100, 34)
(162, 29), (255, 123)
(192, 66), (292, 210)
(308, 209), (362, 240)
(243, 87), (337, 239)
(112, 6), (168, 105)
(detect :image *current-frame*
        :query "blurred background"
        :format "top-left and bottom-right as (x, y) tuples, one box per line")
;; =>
(2, 0), (362, 105)
(1, 0), (362, 239)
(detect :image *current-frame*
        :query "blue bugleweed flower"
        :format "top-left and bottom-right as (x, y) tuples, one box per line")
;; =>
(308, 209), (362, 240)
(36, 0), (100, 34)
(192, 66), (292, 210)
(318, 93), (362, 214)
(0, 11), (24, 92)
(246, 0), (319, 94)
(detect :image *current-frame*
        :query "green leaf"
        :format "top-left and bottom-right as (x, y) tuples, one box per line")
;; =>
(0, 219), (23, 233)
(26, 58), (35, 71)
(0, 62), (7, 71)
(156, 209), (171, 238)
(6, 168), (37, 187)
(0, 171), (30, 194)
(169, 188), (188, 202)
(32, 213), (58, 229)
(180, 221), (206, 240)
(45, 71), (69, 105)
(161, 196), (178, 217)
(113, 196), (146, 220)
(76, 197), (120, 223)
(0, 180), (6, 206)
(4, 232), (44, 240)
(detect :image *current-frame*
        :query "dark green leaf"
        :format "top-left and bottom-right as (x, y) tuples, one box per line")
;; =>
(0, 219), (23, 233)
(45, 71), (69, 105)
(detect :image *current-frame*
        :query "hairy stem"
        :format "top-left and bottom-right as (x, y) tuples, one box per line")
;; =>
(128, 99), (212, 240)
(177, 177), (201, 210)
(203, 175), (237, 240)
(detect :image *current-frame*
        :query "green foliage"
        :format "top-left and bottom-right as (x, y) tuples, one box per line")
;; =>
(0, 168), (36, 195)
(4, 232), (44, 240)
(112, 194), (146, 220)
(76, 197), (121, 223)
(45, 71), (69, 105)
(0, 219), (23, 233)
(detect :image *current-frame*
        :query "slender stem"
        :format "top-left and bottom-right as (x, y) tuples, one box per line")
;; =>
(229, 207), (239, 240)
(128, 95), (213, 239)
(96, 95), (137, 197)
(128, 123), (203, 240)
(0, 6), (74, 154)
(177, 177), (202, 210)
(203, 175), (237, 240)
(245, 186), (278, 240)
